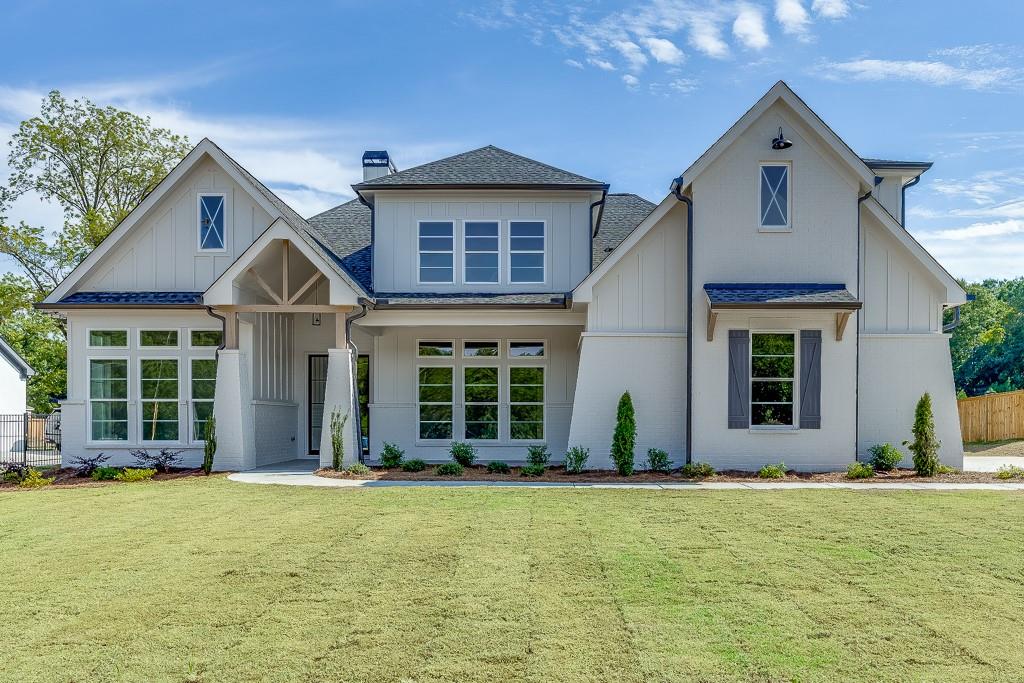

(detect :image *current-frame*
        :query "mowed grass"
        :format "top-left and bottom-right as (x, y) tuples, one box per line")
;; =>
(1, 480), (1022, 682)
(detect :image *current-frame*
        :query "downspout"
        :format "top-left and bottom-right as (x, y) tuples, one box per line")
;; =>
(204, 306), (227, 353)
(346, 299), (370, 463)
(589, 189), (608, 269)
(671, 177), (694, 464)
(855, 189), (873, 461)
(901, 175), (921, 227)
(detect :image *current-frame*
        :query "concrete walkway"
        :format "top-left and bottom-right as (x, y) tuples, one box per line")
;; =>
(963, 455), (1024, 473)
(229, 460), (1024, 491)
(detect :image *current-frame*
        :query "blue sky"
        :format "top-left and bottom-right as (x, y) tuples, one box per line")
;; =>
(2, 0), (1023, 280)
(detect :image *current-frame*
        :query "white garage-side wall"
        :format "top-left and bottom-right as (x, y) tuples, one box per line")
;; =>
(0, 359), (27, 414)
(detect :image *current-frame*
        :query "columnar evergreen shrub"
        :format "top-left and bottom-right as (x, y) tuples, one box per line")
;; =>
(450, 441), (477, 467)
(380, 442), (405, 468)
(202, 417), (216, 475)
(330, 408), (349, 471)
(904, 393), (940, 477)
(564, 446), (590, 474)
(611, 391), (637, 476)
(646, 448), (672, 473)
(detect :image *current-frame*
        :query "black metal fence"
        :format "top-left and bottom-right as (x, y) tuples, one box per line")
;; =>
(0, 412), (61, 468)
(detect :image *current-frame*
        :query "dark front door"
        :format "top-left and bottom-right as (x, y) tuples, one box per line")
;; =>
(308, 355), (328, 455)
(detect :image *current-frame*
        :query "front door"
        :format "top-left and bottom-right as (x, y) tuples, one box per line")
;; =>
(308, 355), (328, 455)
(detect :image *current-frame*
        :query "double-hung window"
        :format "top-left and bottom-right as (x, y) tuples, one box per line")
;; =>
(464, 221), (499, 284)
(140, 358), (179, 441)
(750, 333), (795, 427)
(759, 164), (790, 230)
(190, 359), (217, 441)
(509, 221), (545, 283)
(464, 367), (499, 440)
(418, 366), (453, 439)
(418, 221), (455, 283)
(509, 366), (544, 439)
(90, 359), (128, 441)
(198, 194), (226, 251)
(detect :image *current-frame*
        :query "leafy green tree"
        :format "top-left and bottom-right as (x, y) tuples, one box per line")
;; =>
(611, 391), (636, 476)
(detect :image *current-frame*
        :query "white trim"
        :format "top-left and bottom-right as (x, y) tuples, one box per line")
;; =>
(416, 219), (456, 286)
(196, 192), (228, 253)
(188, 327), (224, 350)
(758, 162), (792, 232)
(416, 338), (456, 359)
(749, 330), (798, 430)
(415, 363), (455, 443)
(87, 356), (131, 444)
(508, 364), (546, 443)
(507, 219), (547, 285)
(462, 339), (501, 359)
(137, 328), (181, 350)
(86, 328), (129, 350)
(580, 331), (687, 338)
(462, 219), (501, 285)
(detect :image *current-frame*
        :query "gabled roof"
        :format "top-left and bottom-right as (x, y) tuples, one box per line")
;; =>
(0, 335), (34, 380)
(593, 193), (657, 268)
(353, 145), (608, 191)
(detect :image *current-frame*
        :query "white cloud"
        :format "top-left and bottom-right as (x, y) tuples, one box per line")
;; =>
(923, 219), (1024, 241)
(811, 0), (850, 19)
(688, 15), (730, 59)
(818, 58), (1019, 91)
(564, 58), (584, 69)
(641, 37), (684, 65)
(622, 74), (640, 89)
(612, 40), (649, 71)
(733, 4), (770, 50)
(669, 78), (700, 93)
(587, 57), (616, 71)
(775, 0), (811, 38)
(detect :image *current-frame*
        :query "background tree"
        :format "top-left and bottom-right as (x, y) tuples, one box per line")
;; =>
(950, 278), (1024, 396)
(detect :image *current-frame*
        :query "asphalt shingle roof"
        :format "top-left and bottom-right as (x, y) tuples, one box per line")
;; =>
(593, 193), (657, 268)
(704, 283), (861, 308)
(373, 292), (568, 307)
(306, 199), (372, 292)
(55, 291), (205, 306)
(353, 146), (607, 189)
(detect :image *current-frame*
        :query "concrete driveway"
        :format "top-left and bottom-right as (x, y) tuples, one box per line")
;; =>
(964, 440), (1024, 472)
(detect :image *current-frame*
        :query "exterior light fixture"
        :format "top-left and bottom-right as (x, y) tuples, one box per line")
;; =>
(312, 313), (322, 326)
(771, 126), (793, 150)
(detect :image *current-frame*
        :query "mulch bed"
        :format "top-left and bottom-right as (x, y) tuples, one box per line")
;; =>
(0, 467), (212, 490)
(316, 465), (1020, 484)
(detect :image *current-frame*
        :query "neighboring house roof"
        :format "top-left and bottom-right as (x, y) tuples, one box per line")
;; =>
(0, 335), (34, 380)
(704, 283), (861, 309)
(39, 291), (204, 309)
(307, 199), (373, 292)
(593, 193), (657, 268)
(353, 145), (608, 191)
(373, 292), (568, 308)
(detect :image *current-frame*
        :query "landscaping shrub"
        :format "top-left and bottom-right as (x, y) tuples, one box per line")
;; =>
(757, 462), (786, 479)
(526, 444), (550, 467)
(70, 452), (110, 477)
(435, 462), (464, 476)
(91, 467), (120, 481)
(564, 445), (590, 474)
(115, 468), (156, 482)
(19, 468), (55, 488)
(401, 459), (427, 473)
(679, 462), (716, 478)
(846, 462), (875, 479)
(330, 407), (349, 471)
(450, 441), (477, 467)
(202, 417), (216, 475)
(611, 391), (636, 476)
(936, 464), (958, 475)
(868, 443), (902, 472)
(520, 463), (545, 477)
(996, 464), (1024, 480)
(2, 463), (29, 484)
(486, 461), (511, 474)
(379, 442), (405, 468)
(904, 393), (940, 477)
(646, 448), (672, 473)
(131, 448), (183, 473)
(346, 462), (371, 476)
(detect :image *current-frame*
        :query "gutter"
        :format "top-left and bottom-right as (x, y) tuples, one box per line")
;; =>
(204, 306), (228, 353)
(670, 176), (694, 465)
(346, 300), (370, 463)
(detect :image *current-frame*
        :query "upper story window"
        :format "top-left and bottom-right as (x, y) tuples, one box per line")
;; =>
(198, 194), (226, 251)
(418, 221), (455, 284)
(464, 221), (499, 284)
(759, 164), (790, 230)
(509, 221), (545, 283)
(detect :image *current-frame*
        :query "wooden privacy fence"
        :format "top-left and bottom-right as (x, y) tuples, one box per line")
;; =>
(958, 389), (1024, 443)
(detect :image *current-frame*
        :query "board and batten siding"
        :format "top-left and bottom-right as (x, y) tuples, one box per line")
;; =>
(76, 157), (274, 293)
(372, 191), (593, 293)
(251, 312), (294, 402)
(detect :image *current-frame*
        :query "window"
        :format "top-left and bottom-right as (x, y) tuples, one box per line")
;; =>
(140, 329), (179, 348)
(418, 340), (454, 357)
(759, 164), (790, 229)
(464, 221), (499, 283)
(418, 366), (453, 439)
(90, 359), (128, 441)
(750, 333), (795, 427)
(88, 330), (127, 348)
(463, 341), (499, 357)
(190, 329), (223, 348)
(198, 194), (226, 251)
(509, 221), (545, 283)
(190, 359), (216, 441)
(418, 221), (455, 283)
(509, 341), (544, 357)
(509, 366), (544, 439)
(140, 358), (179, 441)
(464, 367), (499, 440)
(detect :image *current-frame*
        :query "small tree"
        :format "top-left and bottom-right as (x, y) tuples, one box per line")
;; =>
(904, 393), (940, 476)
(330, 407), (349, 471)
(202, 416), (217, 475)
(611, 391), (636, 476)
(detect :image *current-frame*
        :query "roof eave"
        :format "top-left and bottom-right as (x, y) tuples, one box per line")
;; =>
(708, 301), (863, 311)
(35, 302), (206, 311)
(353, 182), (610, 192)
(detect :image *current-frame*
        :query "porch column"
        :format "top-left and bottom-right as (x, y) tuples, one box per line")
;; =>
(318, 310), (360, 468)
(212, 311), (254, 471)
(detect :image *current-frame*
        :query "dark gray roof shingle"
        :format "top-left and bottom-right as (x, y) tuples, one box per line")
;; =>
(54, 291), (205, 306)
(306, 199), (372, 291)
(594, 193), (657, 267)
(374, 292), (568, 307)
(353, 146), (607, 189)
(704, 283), (860, 308)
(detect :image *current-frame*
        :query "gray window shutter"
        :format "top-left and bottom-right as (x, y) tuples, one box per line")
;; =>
(800, 330), (822, 429)
(727, 330), (749, 429)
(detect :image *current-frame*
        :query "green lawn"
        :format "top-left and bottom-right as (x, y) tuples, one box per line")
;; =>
(1, 480), (1022, 682)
